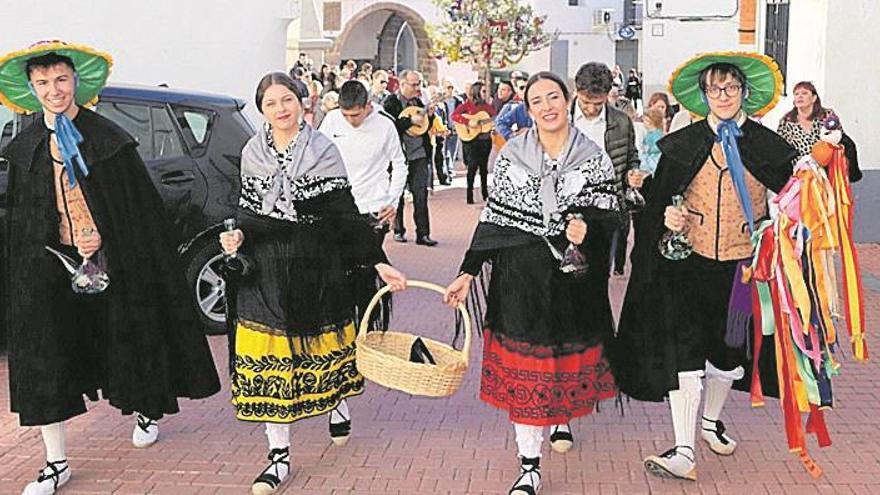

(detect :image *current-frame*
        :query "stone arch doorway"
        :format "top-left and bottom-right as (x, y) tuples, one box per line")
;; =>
(328, 2), (437, 81)
(379, 14), (417, 73)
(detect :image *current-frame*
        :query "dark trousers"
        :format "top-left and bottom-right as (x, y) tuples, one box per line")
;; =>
(462, 139), (491, 203)
(611, 215), (630, 273)
(433, 137), (448, 185)
(394, 157), (431, 238)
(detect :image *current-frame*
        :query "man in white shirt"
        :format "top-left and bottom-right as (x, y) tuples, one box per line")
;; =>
(571, 62), (644, 277)
(319, 80), (407, 237)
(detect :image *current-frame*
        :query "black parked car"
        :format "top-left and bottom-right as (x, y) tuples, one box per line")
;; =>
(1, 84), (254, 347)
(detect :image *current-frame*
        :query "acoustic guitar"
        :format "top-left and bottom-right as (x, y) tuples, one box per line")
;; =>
(454, 111), (495, 142)
(399, 106), (430, 136)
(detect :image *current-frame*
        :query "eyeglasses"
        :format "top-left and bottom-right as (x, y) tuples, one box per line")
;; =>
(705, 84), (742, 99)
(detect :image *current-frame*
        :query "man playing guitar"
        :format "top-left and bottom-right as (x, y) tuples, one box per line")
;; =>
(382, 69), (438, 246)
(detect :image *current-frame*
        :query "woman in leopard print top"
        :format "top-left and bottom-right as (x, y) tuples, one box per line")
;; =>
(777, 81), (833, 158)
(776, 81), (862, 182)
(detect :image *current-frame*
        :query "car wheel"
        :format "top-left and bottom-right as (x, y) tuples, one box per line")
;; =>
(184, 239), (228, 335)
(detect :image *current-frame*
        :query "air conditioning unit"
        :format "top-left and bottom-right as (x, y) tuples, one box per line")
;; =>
(593, 8), (615, 28)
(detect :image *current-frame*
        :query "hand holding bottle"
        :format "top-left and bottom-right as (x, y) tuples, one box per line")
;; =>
(565, 214), (587, 245)
(663, 201), (688, 232)
(219, 219), (244, 256)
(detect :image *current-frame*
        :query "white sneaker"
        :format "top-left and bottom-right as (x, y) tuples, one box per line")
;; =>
(132, 413), (159, 448)
(22, 460), (70, 495)
(701, 417), (737, 455)
(644, 446), (697, 481)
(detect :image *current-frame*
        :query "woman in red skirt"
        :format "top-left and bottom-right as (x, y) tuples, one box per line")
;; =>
(445, 71), (620, 495)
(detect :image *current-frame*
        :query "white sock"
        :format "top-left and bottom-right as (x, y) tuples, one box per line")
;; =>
(552, 423), (570, 434)
(671, 371), (703, 450)
(330, 399), (350, 424)
(264, 423), (291, 451)
(513, 423), (543, 459)
(703, 362), (741, 421)
(40, 422), (67, 463)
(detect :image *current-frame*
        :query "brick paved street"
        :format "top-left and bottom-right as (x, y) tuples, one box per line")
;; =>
(2, 180), (879, 494)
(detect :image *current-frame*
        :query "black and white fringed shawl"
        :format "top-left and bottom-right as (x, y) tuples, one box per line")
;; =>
(239, 122), (351, 222)
(479, 125), (619, 239)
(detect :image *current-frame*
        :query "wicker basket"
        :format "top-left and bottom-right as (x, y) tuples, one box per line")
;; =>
(355, 280), (472, 397)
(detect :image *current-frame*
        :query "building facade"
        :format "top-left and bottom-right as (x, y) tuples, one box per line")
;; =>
(288, 0), (633, 87)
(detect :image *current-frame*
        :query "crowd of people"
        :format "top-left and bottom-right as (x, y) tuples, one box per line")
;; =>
(0, 40), (864, 495)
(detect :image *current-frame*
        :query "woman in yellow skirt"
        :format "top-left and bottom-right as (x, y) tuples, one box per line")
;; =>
(220, 72), (406, 495)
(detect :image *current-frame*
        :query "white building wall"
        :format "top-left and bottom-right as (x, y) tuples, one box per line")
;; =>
(526, 0), (621, 81)
(640, 18), (740, 100)
(341, 0), (443, 26)
(760, 0), (879, 169)
(822, 0), (879, 170)
(2, 0), (295, 122)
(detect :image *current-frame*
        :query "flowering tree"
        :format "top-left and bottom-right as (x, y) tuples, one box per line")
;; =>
(428, 0), (556, 83)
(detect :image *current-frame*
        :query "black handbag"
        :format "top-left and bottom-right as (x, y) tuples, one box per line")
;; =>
(409, 337), (436, 365)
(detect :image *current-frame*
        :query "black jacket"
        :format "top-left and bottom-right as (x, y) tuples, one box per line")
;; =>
(571, 102), (640, 202)
(2, 109), (220, 425)
(382, 92), (434, 160)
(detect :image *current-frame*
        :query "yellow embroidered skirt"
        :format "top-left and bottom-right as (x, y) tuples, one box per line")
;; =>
(231, 320), (364, 423)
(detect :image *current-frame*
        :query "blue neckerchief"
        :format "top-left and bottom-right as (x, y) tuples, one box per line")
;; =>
(716, 119), (754, 232)
(28, 74), (91, 188)
(53, 113), (90, 188)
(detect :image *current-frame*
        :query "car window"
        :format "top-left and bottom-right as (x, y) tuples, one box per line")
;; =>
(95, 102), (153, 160)
(0, 105), (19, 201)
(172, 106), (214, 156)
(151, 107), (185, 159)
(0, 104), (19, 153)
(183, 110), (210, 144)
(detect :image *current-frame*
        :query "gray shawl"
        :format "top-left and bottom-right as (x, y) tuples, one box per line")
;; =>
(239, 123), (350, 221)
(480, 125), (619, 237)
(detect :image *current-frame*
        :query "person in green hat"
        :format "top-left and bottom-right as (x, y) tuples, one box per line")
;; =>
(610, 52), (798, 481)
(0, 41), (220, 495)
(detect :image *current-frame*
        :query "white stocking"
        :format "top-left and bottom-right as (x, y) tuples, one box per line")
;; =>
(264, 423), (291, 451)
(330, 399), (350, 424)
(703, 361), (742, 422)
(40, 422), (67, 463)
(513, 423), (543, 459)
(670, 371), (703, 450)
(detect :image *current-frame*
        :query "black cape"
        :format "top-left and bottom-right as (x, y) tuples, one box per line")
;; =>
(611, 118), (798, 402)
(2, 108), (220, 426)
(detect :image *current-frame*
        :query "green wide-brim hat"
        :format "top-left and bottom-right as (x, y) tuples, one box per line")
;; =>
(0, 40), (113, 114)
(669, 51), (783, 118)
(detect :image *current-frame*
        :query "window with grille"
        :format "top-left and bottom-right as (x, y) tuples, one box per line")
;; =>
(764, 1), (790, 90)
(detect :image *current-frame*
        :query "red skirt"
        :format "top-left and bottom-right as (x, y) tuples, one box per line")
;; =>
(480, 330), (616, 426)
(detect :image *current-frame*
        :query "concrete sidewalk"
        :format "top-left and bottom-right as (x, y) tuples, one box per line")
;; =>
(1, 186), (879, 494)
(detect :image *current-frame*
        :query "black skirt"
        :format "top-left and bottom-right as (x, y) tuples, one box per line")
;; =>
(483, 240), (614, 354)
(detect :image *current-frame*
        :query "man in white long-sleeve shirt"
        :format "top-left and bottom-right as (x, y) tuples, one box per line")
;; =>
(320, 80), (407, 236)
